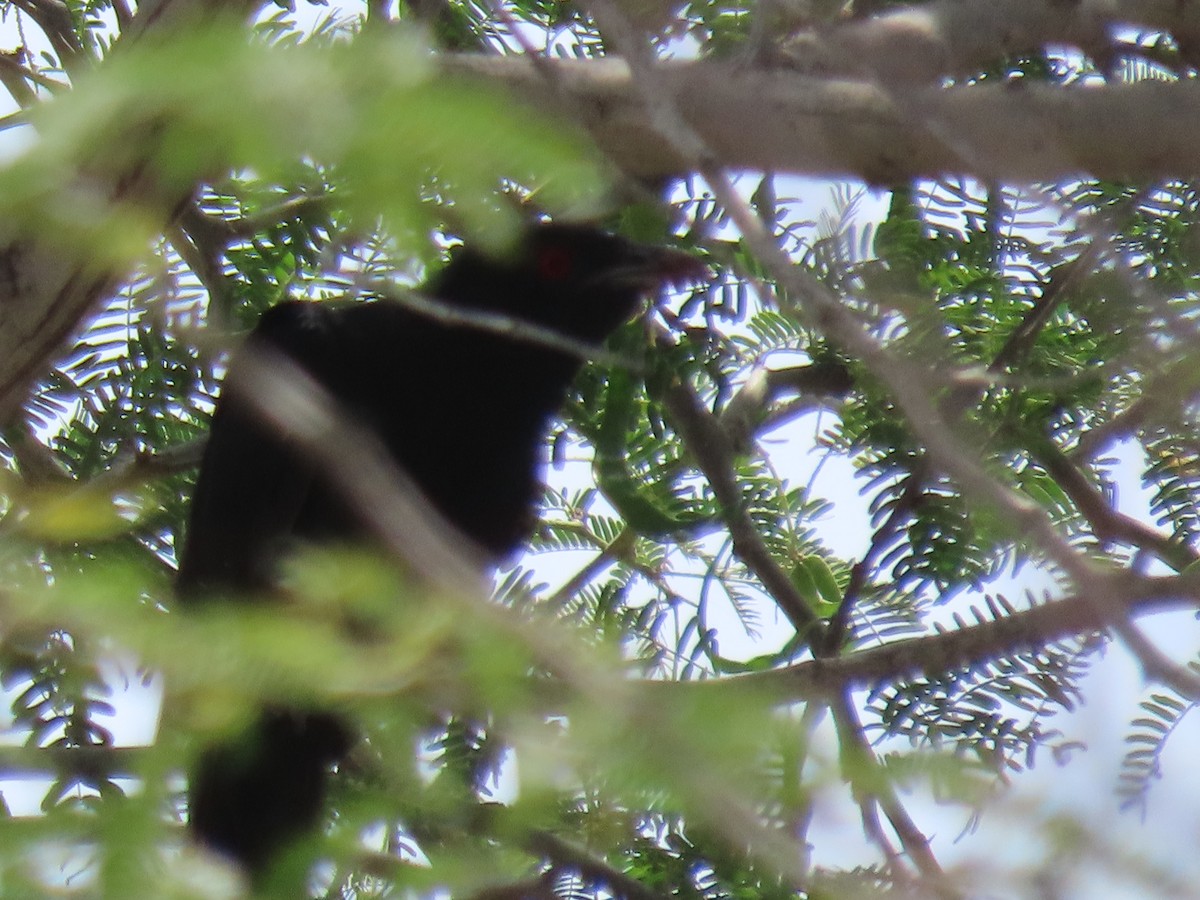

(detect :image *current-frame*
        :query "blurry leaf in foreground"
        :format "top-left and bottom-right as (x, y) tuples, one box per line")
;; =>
(16, 482), (154, 542)
(0, 24), (607, 265)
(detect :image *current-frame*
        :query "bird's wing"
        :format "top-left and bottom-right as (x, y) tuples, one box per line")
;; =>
(176, 303), (337, 599)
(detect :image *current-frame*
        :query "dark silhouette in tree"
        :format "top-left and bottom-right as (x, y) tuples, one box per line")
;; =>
(175, 222), (704, 878)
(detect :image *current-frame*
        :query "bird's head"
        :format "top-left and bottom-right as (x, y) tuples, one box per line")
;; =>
(433, 222), (708, 345)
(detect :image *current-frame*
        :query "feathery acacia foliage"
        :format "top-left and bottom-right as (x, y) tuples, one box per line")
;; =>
(2, 0), (1200, 897)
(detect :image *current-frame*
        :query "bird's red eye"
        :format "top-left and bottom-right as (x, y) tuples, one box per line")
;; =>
(536, 245), (574, 281)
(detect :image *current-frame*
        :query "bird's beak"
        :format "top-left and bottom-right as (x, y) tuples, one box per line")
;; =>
(601, 243), (710, 294)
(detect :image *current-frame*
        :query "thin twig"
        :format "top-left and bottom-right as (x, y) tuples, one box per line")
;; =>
(1071, 358), (1200, 461)
(169, 221), (235, 326)
(1032, 441), (1195, 572)
(526, 831), (669, 900)
(540, 526), (631, 611)
(222, 193), (329, 239)
(10, 0), (84, 75)
(831, 693), (959, 899)
(371, 283), (646, 373)
(822, 461), (929, 654)
(660, 369), (820, 635)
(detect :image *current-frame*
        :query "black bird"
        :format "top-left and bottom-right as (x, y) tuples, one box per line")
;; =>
(176, 222), (703, 879)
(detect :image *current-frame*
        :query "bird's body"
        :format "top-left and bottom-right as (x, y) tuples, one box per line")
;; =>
(178, 297), (570, 591)
(175, 222), (702, 878)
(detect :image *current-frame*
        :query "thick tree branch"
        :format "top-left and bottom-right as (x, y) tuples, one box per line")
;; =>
(0, 0), (259, 425)
(442, 55), (1200, 184)
(776, 0), (1200, 84)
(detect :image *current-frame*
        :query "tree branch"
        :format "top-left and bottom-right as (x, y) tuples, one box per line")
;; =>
(728, 573), (1191, 701)
(661, 371), (821, 636)
(10, 0), (86, 77)
(1032, 442), (1195, 572)
(7, 576), (1200, 783)
(830, 693), (957, 898)
(0, 743), (149, 779)
(774, 0), (1194, 84)
(442, 55), (1200, 184)
(0, 0), (259, 423)
(525, 831), (668, 900)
